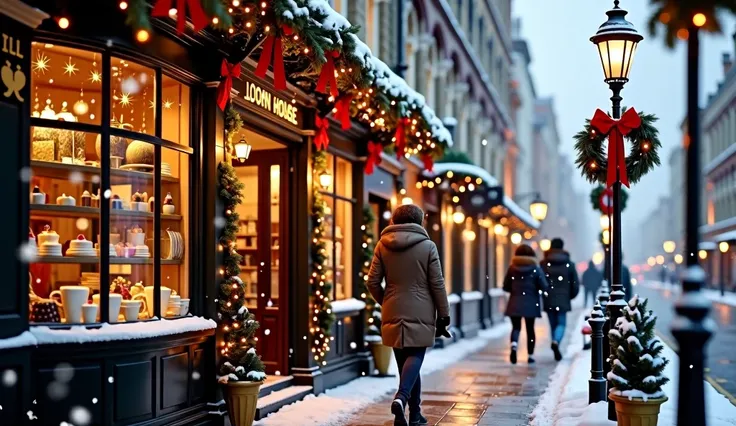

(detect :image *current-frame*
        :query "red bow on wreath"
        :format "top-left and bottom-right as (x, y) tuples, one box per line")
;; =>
(332, 94), (352, 130)
(394, 118), (409, 159)
(590, 108), (641, 188)
(316, 51), (340, 98)
(255, 26), (292, 91)
(421, 153), (434, 172)
(364, 141), (382, 174)
(152, 0), (209, 35)
(314, 116), (330, 150)
(216, 59), (241, 111)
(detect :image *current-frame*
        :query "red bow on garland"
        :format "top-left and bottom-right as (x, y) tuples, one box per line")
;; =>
(333, 94), (352, 130)
(152, 0), (209, 35)
(590, 108), (641, 188)
(255, 26), (292, 91)
(316, 51), (340, 98)
(314, 116), (330, 150)
(216, 59), (241, 111)
(364, 141), (382, 175)
(421, 153), (434, 172)
(394, 118), (409, 159)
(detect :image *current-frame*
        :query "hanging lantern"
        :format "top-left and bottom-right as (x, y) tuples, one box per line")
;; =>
(319, 171), (333, 189)
(234, 139), (252, 162)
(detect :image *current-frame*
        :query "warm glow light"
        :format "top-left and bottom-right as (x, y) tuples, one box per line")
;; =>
(590, 4), (643, 83)
(540, 239), (551, 252)
(319, 172), (333, 189)
(510, 233), (522, 245)
(234, 139), (252, 161)
(699, 250), (708, 260)
(647, 256), (656, 267)
(674, 254), (683, 264)
(529, 196), (548, 221)
(119, 1), (128, 10)
(693, 13), (707, 27)
(600, 214), (610, 230)
(452, 211), (465, 224)
(136, 29), (150, 43)
(494, 224), (505, 236)
(58, 17), (70, 29)
(401, 197), (413, 205)
(720, 242), (730, 253)
(663, 240), (676, 254)
(462, 229), (476, 242)
(592, 251), (604, 266)
(602, 229), (610, 245)
(656, 255), (665, 265)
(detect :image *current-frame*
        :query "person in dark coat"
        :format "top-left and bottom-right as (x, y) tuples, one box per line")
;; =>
(366, 204), (451, 426)
(541, 238), (580, 361)
(582, 260), (602, 307)
(503, 244), (549, 364)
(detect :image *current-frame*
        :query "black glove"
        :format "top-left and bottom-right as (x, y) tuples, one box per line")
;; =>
(435, 316), (452, 338)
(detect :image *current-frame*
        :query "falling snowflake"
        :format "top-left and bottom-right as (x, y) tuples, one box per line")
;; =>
(192, 371), (201, 380)
(214, 216), (226, 229)
(17, 242), (39, 263)
(69, 171), (84, 184)
(2, 370), (17, 387)
(19, 167), (32, 183)
(558, 276), (563, 282)
(121, 77), (141, 95)
(264, 329), (271, 336)
(26, 410), (37, 420)
(70, 406), (92, 425)
(47, 381), (69, 401)
(107, 376), (114, 383)
(349, 342), (357, 349)
(92, 398), (98, 404)
(103, 189), (112, 199)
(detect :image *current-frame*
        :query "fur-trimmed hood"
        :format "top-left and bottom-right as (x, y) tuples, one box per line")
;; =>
(510, 255), (538, 273)
(544, 248), (570, 265)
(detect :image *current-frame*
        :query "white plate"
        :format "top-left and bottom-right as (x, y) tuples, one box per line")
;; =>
(120, 164), (154, 172)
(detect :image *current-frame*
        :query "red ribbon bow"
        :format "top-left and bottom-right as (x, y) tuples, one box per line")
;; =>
(314, 116), (330, 150)
(333, 95), (352, 130)
(152, 0), (209, 35)
(316, 51), (340, 98)
(394, 118), (409, 159)
(421, 153), (434, 172)
(590, 108), (641, 188)
(216, 59), (241, 111)
(364, 141), (383, 175)
(255, 26), (292, 91)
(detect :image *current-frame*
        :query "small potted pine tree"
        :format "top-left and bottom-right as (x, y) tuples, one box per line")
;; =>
(608, 295), (669, 426)
(361, 206), (392, 375)
(217, 162), (266, 426)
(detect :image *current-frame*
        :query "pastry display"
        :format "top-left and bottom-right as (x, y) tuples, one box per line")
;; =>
(111, 194), (123, 210)
(37, 225), (62, 257)
(140, 191), (148, 202)
(95, 119), (131, 160)
(81, 190), (91, 207)
(28, 229), (38, 257)
(131, 191), (147, 212)
(56, 193), (76, 206)
(95, 243), (116, 257)
(127, 225), (145, 246)
(148, 197), (155, 213)
(80, 272), (100, 291)
(91, 190), (100, 208)
(125, 140), (154, 165)
(134, 243), (150, 258)
(31, 186), (45, 204)
(163, 192), (175, 214)
(66, 234), (95, 257)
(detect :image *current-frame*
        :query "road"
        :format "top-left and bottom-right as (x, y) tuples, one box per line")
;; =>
(636, 283), (736, 406)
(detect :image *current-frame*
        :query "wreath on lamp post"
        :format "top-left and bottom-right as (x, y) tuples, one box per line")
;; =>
(590, 185), (628, 214)
(574, 109), (662, 187)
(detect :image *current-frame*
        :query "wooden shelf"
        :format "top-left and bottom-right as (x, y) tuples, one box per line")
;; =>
(30, 204), (182, 221)
(32, 256), (181, 265)
(31, 160), (180, 183)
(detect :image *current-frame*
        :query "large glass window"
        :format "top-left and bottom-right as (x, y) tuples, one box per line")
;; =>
(28, 43), (192, 326)
(319, 154), (354, 300)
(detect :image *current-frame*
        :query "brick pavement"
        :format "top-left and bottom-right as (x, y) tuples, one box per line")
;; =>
(344, 312), (580, 426)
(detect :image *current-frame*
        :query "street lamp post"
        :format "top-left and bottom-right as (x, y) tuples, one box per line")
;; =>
(671, 19), (712, 426)
(590, 2), (642, 420)
(720, 242), (729, 297)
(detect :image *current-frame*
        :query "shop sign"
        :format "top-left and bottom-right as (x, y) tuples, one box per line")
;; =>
(242, 80), (300, 126)
(458, 185), (503, 215)
(0, 14), (31, 106)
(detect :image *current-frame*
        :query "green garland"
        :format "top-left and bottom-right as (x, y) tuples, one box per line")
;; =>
(310, 149), (335, 365)
(589, 185), (628, 213)
(216, 162), (266, 382)
(647, 0), (736, 48)
(574, 111), (662, 186)
(359, 206), (381, 338)
(224, 103), (244, 160)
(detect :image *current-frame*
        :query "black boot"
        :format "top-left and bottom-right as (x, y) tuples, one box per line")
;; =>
(392, 399), (408, 426)
(510, 342), (518, 364)
(551, 341), (563, 361)
(409, 409), (428, 426)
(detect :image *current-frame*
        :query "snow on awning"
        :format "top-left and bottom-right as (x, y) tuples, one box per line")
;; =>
(714, 230), (736, 242)
(503, 195), (540, 230)
(699, 241), (717, 251)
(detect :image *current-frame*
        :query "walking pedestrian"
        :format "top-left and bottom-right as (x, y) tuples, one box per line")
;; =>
(503, 244), (549, 365)
(541, 238), (580, 361)
(366, 204), (451, 426)
(582, 260), (602, 307)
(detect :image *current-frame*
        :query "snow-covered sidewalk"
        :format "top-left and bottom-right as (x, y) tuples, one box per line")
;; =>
(255, 320), (512, 426)
(530, 309), (736, 426)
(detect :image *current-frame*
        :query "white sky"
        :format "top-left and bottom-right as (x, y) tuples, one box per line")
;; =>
(513, 0), (735, 254)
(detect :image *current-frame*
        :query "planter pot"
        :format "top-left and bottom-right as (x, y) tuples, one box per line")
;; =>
(609, 393), (668, 426)
(223, 381), (263, 426)
(370, 341), (394, 376)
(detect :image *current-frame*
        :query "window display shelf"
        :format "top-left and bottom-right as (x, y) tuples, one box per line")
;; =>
(30, 204), (182, 221)
(30, 160), (180, 183)
(32, 257), (182, 265)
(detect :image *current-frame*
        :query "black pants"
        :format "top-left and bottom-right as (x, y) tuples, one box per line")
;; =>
(510, 317), (536, 355)
(393, 347), (427, 410)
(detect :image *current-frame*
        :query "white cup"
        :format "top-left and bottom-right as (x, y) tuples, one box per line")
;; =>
(133, 286), (171, 318)
(92, 293), (124, 323)
(82, 303), (98, 324)
(49, 286), (89, 324)
(179, 298), (190, 316)
(167, 303), (181, 317)
(121, 300), (142, 321)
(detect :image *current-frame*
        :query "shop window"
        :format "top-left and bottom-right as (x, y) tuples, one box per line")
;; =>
(320, 154), (355, 301)
(29, 44), (192, 325)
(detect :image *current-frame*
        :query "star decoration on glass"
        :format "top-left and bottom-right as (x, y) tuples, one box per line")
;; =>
(33, 52), (50, 74)
(148, 100), (155, 109)
(89, 70), (101, 83)
(163, 99), (173, 109)
(63, 57), (78, 76)
(119, 92), (133, 106)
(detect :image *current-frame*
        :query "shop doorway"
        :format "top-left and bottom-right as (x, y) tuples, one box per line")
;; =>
(232, 130), (289, 375)
(368, 194), (391, 237)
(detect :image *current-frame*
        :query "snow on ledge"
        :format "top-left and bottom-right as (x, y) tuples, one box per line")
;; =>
(0, 331), (37, 350)
(447, 293), (461, 304)
(461, 291), (484, 301)
(488, 288), (506, 298)
(29, 316), (216, 345)
(331, 298), (366, 314)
